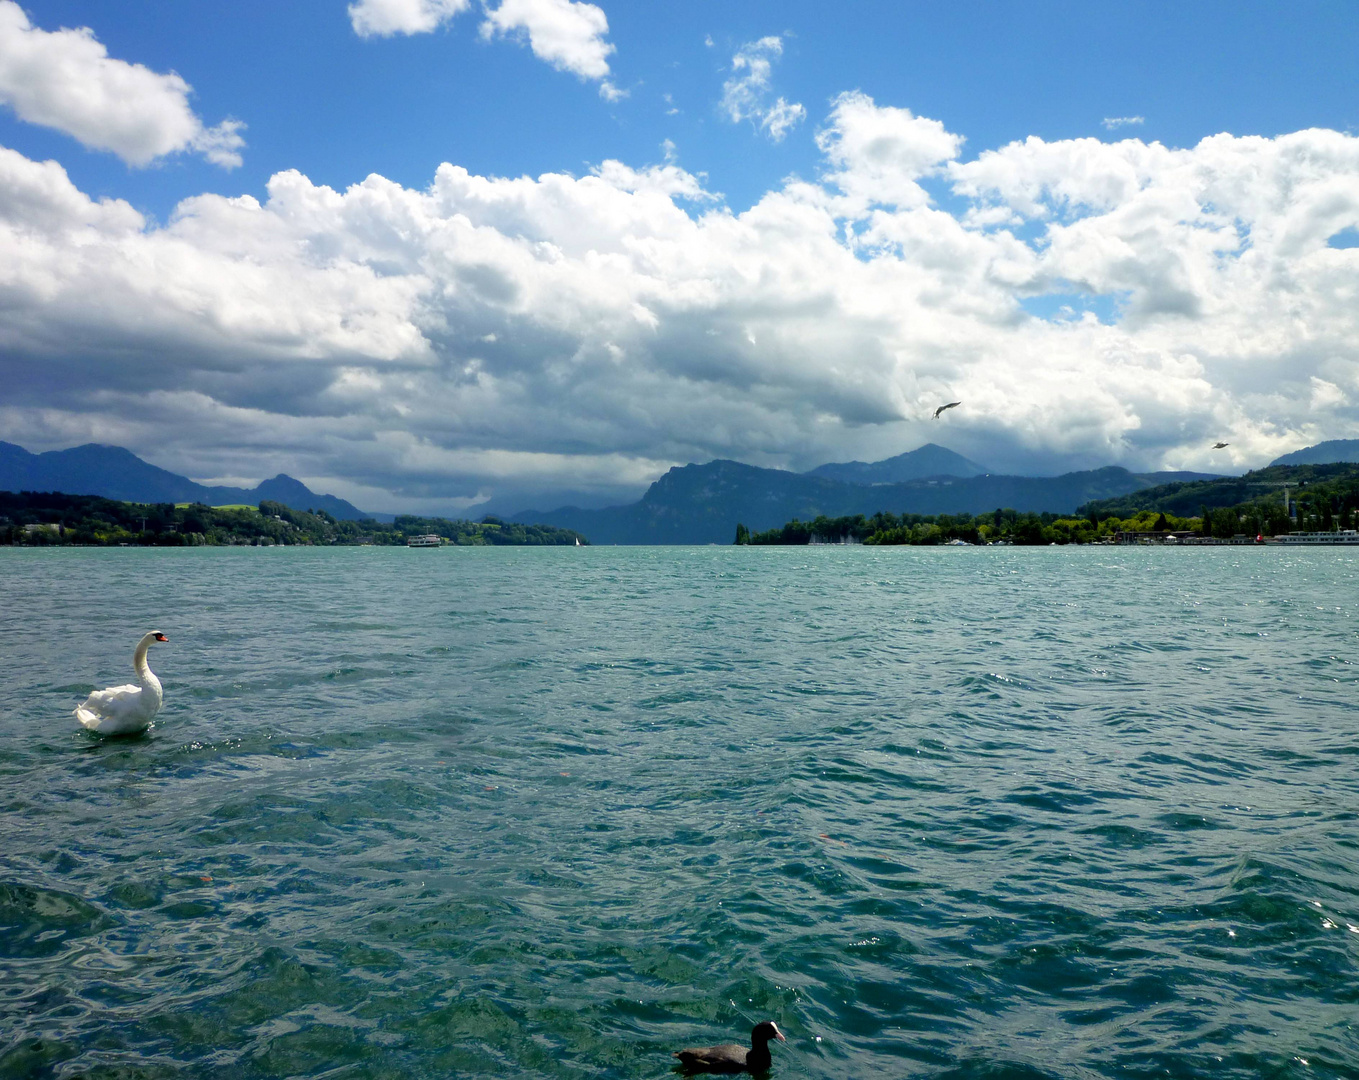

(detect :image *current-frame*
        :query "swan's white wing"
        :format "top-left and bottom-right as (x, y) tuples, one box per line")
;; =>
(81, 684), (142, 710)
(75, 684), (150, 732)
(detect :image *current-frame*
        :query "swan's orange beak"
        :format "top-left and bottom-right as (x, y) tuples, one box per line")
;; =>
(154, 633), (169, 642)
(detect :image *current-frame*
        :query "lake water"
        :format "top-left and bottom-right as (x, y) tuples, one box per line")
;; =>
(1, 546), (1357, 1079)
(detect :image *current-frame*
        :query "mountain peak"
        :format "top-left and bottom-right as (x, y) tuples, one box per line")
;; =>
(1270, 439), (1359, 467)
(0, 442), (373, 520)
(255, 474), (314, 498)
(806, 443), (989, 486)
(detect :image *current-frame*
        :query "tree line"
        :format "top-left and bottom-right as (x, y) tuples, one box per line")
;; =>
(0, 491), (586, 547)
(736, 507), (1229, 547)
(735, 463), (1359, 547)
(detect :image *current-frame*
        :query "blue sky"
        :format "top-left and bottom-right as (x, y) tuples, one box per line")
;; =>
(9, 1), (1358, 219)
(1, 0), (1358, 512)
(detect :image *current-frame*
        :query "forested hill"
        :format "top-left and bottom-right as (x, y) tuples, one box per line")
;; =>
(1077, 462), (1359, 522)
(0, 492), (586, 546)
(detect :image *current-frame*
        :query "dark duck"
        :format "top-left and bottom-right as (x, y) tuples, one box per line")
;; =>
(673, 1021), (786, 1073)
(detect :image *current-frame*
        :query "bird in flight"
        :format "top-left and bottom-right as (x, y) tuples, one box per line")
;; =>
(1212, 442), (1229, 449)
(933, 401), (962, 419)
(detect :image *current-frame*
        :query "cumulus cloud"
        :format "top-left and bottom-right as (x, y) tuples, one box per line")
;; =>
(348, 0), (472, 37)
(721, 36), (805, 142)
(351, 0), (620, 99)
(480, 0), (619, 98)
(817, 91), (964, 212)
(2, 101), (1359, 509)
(0, 1), (244, 168)
(1103, 115), (1145, 130)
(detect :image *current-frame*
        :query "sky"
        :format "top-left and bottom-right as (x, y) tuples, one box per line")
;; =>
(0, 1), (1357, 514)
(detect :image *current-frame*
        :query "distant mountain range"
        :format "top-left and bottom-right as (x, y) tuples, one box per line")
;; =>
(0, 441), (379, 521)
(511, 457), (1220, 544)
(1270, 439), (1359, 467)
(8, 435), (1358, 542)
(512, 438), (1359, 544)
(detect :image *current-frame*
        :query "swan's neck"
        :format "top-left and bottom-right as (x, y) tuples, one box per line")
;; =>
(133, 639), (162, 699)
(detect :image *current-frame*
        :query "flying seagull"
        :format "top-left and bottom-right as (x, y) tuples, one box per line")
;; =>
(933, 401), (962, 420)
(1212, 442), (1229, 449)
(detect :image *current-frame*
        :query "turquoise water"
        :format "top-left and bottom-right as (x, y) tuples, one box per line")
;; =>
(1, 546), (1357, 1079)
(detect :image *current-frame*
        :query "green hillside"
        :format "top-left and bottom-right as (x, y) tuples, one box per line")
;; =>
(1077, 463), (1359, 533)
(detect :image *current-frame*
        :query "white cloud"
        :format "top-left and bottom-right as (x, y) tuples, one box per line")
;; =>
(1103, 115), (1145, 130)
(721, 36), (805, 142)
(950, 134), (1173, 216)
(817, 91), (964, 212)
(1311, 376), (1347, 410)
(3, 102), (1359, 507)
(762, 98), (805, 143)
(351, 0), (620, 98)
(348, 0), (472, 37)
(480, 0), (619, 97)
(0, 1), (244, 168)
(590, 157), (717, 201)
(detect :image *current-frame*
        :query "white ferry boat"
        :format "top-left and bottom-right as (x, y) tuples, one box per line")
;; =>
(1268, 530), (1359, 545)
(407, 534), (443, 548)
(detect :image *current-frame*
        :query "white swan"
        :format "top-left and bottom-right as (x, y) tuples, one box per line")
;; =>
(75, 631), (169, 735)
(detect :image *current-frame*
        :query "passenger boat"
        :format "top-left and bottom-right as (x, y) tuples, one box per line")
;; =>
(1268, 530), (1359, 545)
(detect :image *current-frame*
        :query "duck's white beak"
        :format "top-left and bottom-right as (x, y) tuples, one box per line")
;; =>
(774, 1027), (786, 1042)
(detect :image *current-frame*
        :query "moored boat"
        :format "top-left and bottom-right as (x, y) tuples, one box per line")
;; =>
(1267, 530), (1359, 545)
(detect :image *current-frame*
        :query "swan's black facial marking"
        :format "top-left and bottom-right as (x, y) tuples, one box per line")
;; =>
(153, 632), (169, 642)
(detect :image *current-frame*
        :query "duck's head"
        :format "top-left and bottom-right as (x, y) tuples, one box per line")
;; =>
(752, 1022), (785, 1046)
